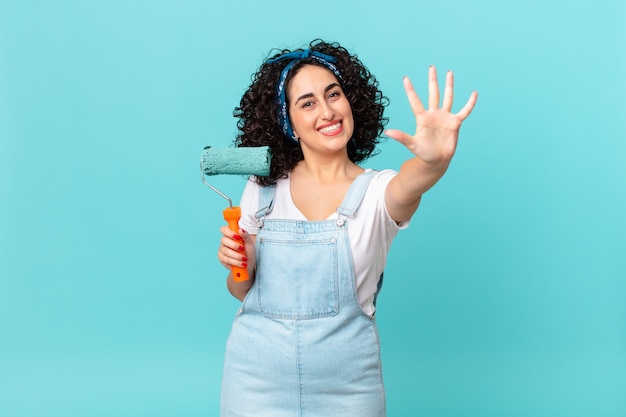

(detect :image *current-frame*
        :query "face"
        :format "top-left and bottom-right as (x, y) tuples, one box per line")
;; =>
(287, 64), (354, 156)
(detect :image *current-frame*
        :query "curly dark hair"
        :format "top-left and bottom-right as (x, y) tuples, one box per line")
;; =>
(233, 39), (389, 186)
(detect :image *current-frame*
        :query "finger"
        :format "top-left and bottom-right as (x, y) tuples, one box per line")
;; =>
(217, 248), (233, 270)
(402, 76), (425, 116)
(220, 225), (243, 244)
(219, 225), (241, 241)
(385, 128), (416, 148)
(441, 70), (454, 112)
(428, 66), (440, 110)
(456, 91), (478, 120)
(221, 234), (244, 253)
(238, 228), (253, 244)
(219, 244), (247, 264)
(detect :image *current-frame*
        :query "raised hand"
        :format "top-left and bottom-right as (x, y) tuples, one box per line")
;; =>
(385, 66), (477, 166)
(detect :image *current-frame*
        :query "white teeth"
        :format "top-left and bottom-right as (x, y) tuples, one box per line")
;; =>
(319, 122), (341, 134)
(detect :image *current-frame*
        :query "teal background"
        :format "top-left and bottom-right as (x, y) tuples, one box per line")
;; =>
(1, 0), (625, 416)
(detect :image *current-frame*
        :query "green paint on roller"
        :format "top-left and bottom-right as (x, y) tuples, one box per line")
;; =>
(201, 146), (272, 176)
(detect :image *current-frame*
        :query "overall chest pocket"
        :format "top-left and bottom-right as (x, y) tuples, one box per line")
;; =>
(256, 236), (339, 319)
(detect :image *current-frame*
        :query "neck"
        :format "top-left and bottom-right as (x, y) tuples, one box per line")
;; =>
(293, 155), (362, 183)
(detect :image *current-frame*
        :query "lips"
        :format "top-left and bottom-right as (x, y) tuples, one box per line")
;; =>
(317, 121), (343, 136)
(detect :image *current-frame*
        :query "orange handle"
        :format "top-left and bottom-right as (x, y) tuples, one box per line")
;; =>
(223, 206), (248, 282)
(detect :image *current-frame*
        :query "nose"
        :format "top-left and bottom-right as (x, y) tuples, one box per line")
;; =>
(319, 100), (335, 121)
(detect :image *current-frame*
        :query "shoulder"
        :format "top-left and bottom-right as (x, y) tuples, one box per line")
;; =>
(352, 168), (398, 206)
(362, 169), (409, 229)
(366, 169), (398, 192)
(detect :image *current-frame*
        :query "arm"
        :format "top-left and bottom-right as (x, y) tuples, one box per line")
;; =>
(218, 226), (257, 301)
(385, 66), (478, 223)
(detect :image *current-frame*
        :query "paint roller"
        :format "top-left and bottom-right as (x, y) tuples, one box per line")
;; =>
(200, 146), (272, 282)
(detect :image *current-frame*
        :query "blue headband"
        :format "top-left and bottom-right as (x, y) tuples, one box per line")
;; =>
(267, 49), (343, 143)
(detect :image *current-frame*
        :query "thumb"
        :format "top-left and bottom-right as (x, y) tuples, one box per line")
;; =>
(239, 228), (254, 247)
(238, 228), (256, 269)
(385, 128), (414, 148)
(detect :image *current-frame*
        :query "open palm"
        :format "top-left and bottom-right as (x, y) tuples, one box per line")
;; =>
(386, 66), (477, 165)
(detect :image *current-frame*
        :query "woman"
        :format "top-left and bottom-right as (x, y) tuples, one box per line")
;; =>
(217, 39), (477, 416)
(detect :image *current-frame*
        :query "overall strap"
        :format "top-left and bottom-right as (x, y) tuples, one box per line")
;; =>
(336, 169), (377, 219)
(255, 183), (277, 220)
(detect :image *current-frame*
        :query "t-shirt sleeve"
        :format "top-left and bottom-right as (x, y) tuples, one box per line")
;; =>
(373, 169), (411, 232)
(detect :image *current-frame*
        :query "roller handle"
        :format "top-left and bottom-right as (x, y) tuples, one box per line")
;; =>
(223, 206), (249, 282)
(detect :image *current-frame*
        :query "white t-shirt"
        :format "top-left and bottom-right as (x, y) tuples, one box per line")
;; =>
(239, 169), (409, 316)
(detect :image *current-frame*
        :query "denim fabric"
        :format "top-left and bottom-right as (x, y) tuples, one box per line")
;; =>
(221, 170), (385, 417)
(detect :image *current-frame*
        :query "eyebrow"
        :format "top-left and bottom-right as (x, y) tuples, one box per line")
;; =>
(294, 83), (341, 105)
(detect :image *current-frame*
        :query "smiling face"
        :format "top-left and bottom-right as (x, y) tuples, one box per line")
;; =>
(287, 64), (354, 157)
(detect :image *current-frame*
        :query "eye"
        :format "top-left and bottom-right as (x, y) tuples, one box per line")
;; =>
(301, 100), (314, 108)
(328, 90), (342, 100)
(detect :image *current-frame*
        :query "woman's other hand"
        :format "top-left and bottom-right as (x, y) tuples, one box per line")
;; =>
(218, 226), (256, 300)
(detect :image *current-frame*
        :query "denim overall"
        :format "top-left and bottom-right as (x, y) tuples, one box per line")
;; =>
(221, 170), (385, 417)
